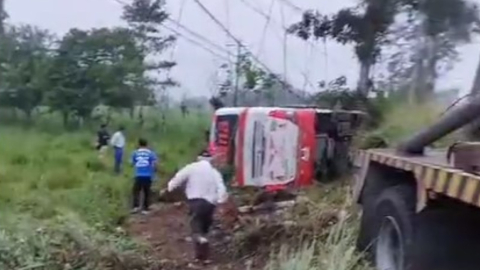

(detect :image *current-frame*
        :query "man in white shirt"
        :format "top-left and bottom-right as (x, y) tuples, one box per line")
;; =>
(165, 151), (228, 262)
(110, 125), (126, 174)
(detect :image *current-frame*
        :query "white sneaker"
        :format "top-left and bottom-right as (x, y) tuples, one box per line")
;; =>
(141, 210), (150, 215)
(131, 207), (140, 214)
(198, 236), (208, 244)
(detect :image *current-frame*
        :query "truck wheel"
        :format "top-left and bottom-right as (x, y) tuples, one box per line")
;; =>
(412, 208), (480, 270)
(374, 185), (416, 270)
(356, 198), (376, 257)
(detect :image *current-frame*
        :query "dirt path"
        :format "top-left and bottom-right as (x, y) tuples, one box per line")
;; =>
(126, 202), (266, 270)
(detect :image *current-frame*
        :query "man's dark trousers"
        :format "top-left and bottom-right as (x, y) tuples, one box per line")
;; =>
(187, 198), (216, 236)
(132, 176), (152, 210)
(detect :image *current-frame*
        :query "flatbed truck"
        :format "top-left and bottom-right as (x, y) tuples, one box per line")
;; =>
(352, 93), (480, 270)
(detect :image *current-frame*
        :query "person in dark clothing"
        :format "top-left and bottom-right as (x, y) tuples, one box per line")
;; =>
(96, 124), (110, 158)
(130, 138), (158, 215)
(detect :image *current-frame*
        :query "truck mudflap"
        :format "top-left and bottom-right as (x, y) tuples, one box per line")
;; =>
(352, 149), (480, 212)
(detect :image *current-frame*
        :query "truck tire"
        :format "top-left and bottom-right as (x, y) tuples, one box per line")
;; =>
(411, 208), (480, 270)
(373, 185), (416, 270)
(356, 197), (376, 257)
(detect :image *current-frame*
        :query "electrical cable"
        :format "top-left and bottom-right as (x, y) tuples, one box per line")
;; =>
(256, 0), (275, 58)
(280, 0), (287, 90)
(277, 0), (303, 13)
(192, 0), (304, 97)
(167, 0), (188, 65)
(237, 0), (318, 90)
(165, 18), (233, 57)
(111, 0), (233, 62)
(162, 24), (231, 62)
(165, 0), (188, 93)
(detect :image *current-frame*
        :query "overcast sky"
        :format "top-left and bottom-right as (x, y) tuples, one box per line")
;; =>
(6, 0), (480, 99)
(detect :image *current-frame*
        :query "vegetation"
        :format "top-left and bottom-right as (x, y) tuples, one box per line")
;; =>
(0, 109), (208, 269)
(289, 0), (480, 102)
(0, 0), (478, 269)
(0, 0), (175, 127)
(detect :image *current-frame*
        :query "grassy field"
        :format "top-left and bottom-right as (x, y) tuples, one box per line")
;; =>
(0, 101), (446, 270)
(0, 108), (209, 269)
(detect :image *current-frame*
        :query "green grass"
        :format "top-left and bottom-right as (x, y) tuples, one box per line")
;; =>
(358, 101), (459, 148)
(4, 101), (447, 270)
(264, 219), (370, 270)
(0, 108), (209, 269)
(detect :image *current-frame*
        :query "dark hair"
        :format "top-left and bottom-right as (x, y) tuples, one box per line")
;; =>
(101, 124), (107, 128)
(138, 138), (148, 147)
(119, 125), (125, 131)
(199, 149), (212, 158)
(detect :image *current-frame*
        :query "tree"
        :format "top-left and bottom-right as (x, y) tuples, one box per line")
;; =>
(411, 0), (480, 102)
(288, 0), (400, 96)
(0, 25), (54, 120)
(289, 0), (479, 99)
(46, 28), (149, 125)
(122, 0), (177, 95)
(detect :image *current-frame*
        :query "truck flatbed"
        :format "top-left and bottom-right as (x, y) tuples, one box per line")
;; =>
(354, 148), (480, 210)
(369, 148), (451, 168)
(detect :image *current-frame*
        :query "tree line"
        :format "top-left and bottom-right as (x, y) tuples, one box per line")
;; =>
(0, 0), (176, 126)
(288, 0), (480, 104)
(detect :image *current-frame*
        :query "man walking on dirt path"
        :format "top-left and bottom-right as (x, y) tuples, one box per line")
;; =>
(96, 124), (110, 159)
(131, 138), (158, 215)
(163, 152), (228, 263)
(110, 125), (126, 174)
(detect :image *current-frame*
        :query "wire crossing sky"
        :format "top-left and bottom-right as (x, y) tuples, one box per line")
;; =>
(6, 0), (480, 98)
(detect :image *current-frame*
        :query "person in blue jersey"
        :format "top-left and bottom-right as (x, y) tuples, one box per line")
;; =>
(131, 138), (158, 214)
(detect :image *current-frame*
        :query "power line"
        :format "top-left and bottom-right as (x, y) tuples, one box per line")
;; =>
(167, 0), (188, 63)
(111, 0), (233, 62)
(239, 0), (283, 40)
(192, 0), (299, 94)
(162, 24), (231, 62)
(237, 0), (318, 90)
(253, 0), (275, 57)
(277, 0), (303, 13)
(166, 0), (188, 89)
(165, 18), (233, 57)
(280, 0), (288, 90)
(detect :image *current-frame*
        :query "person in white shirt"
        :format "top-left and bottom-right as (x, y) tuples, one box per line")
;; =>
(165, 151), (228, 262)
(110, 125), (126, 174)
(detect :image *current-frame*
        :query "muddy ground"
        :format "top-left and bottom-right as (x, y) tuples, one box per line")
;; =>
(127, 202), (272, 270)
(126, 189), (343, 270)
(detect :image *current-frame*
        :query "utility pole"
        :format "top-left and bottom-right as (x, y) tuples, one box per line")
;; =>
(0, 0), (5, 36)
(234, 43), (242, 107)
(228, 42), (242, 107)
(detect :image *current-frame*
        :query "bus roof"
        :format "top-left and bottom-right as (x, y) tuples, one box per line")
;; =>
(215, 106), (365, 115)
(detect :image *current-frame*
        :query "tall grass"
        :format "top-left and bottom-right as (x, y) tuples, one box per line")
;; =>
(264, 218), (371, 270)
(360, 101), (458, 147)
(0, 108), (209, 269)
